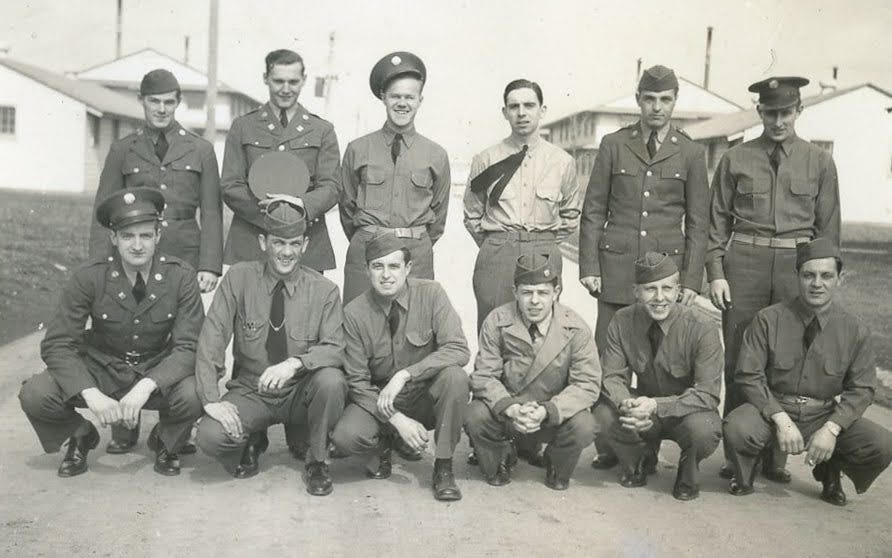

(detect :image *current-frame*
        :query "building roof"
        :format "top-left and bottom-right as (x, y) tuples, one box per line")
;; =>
(0, 56), (143, 120)
(685, 83), (892, 140)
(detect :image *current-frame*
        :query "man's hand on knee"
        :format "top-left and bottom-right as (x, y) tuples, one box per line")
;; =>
(118, 378), (156, 429)
(204, 401), (244, 439)
(81, 387), (122, 427)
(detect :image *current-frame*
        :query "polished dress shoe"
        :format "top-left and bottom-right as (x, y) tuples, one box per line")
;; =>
(58, 423), (100, 477)
(813, 463), (847, 506)
(619, 470), (647, 488)
(366, 448), (392, 479)
(544, 456), (569, 491)
(305, 461), (333, 496)
(146, 425), (180, 476)
(761, 465), (793, 484)
(718, 463), (735, 479)
(432, 459), (462, 501)
(672, 483), (700, 501)
(728, 477), (755, 496)
(105, 437), (137, 455)
(394, 437), (423, 461)
(486, 461), (512, 487)
(233, 439), (264, 479)
(591, 454), (619, 470)
(466, 448), (478, 466)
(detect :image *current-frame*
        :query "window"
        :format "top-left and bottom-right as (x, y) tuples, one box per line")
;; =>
(182, 91), (205, 110)
(88, 114), (100, 146)
(811, 140), (834, 155)
(0, 106), (15, 134)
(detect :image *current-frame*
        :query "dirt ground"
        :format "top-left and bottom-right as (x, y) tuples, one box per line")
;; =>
(2, 195), (891, 557)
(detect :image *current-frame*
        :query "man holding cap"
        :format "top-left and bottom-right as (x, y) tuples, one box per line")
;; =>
(331, 232), (470, 501)
(463, 79), (580, 332)
(466, 248), (600, 490)
(221, 49), (340, 273)
(339, 51), (451, 304)
(708, 76), (840, 480)
(594, 252), (723, 501)
(723, 238), (892, 505)
(19, 187), (205, 477)
(195, 196), (347, 496)
(579, 64), (709, 470)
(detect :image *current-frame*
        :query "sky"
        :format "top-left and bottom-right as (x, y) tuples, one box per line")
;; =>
(4, 0), (891, 170)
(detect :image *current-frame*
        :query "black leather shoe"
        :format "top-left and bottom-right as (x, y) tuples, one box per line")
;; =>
(305, 461), (333, 496)
(591, 454), (619, 470)
(58, 423), (100, 477)
(762, 465), (793, 484)
(486, 461), (512, 487)
(433, 460), (462, 501)
(619, 470), (647, 488)
(672, 483), (700, 501)
(105, 438), (137, 454)
(233, 440), (263, 479)
(394, 437), (423, 461)
(544, 456), (569, 491)
(366, 448), (392, 479)
(728, 477), (755, 496)
(718, 463), (735, 479)
(146, 425), (181, 476)
(813, 463), (847, 506)
(466, 448), (478, 466)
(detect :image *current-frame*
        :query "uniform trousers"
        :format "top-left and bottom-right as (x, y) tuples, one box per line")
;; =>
(466, 400), (595, 481)
(343, 228), (434, 305)
(19, 370), (201, 454)
(197, 367), (347, 473)
(592, 302), (627, 459)
(331, 366), (468, 460)
(723, 401), (892, 493)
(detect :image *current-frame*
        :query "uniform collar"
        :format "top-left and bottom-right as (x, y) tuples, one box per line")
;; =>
(265, 101), (301, 124)
(262, 263), (305, 296)
(518, 304), (554, 338)
(382, 122), (417, 148)
(638, 120), (671, 144)
(757, 132), (798, 157)
(143, 121), (179, 143)
(634, 302), (681, 335)
(505, 134), (541, 153)
(372, 283), (410, 315)
(791, 296), (833, 329)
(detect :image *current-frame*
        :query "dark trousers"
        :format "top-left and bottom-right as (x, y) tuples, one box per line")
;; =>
(19, 370), (201, 454)
(465, 400), (595, 481)
(592, 302), (626, 459)
(595, 403), (721, 490)
(343, 230), (434, 305)
(331, 366), (469, 460)
(472, 235), (563, 332)
(197, 367), (347, 473)
(723, 402), (892, 493)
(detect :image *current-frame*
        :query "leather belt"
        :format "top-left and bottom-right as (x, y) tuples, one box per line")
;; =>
(360, 225), (427, 239)
(773, 392), (834, 407)
(486, 230), (557, 242)
(731, 232), (810, 249)
(162, 207), (196, 221)
(121, 350), (148, 366)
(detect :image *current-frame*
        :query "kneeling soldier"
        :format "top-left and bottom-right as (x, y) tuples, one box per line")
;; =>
(195, 196), (348, 496)
(19, 187), (204, 477)
(723, 238), (892, 505)
(594, 252), (723, 500)
(466, 250), (601, 490)
(331, 232), (470, 500)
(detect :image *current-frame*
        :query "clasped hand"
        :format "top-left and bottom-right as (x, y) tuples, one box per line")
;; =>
(618, 397), (657, 432)
(506, 402), (547, 434)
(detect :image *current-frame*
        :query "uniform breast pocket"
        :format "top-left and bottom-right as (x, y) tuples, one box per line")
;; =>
(668, 362), (691, 380)
(150, 305), (176, 325)
(170, 155), (202, 176)
(242, 137), (274, 161)
(610, 162), (640, 199)
(533, 184), (560, 224)
(659, 167), (687, 203)
(734, 176), (769, 213)
(406, 329), (433, 351)
(287, 327), (317, 356)
(122, 156), (152, 187)
(360, 167), (389, 210)
(409, 170), (434, 204)
(238, 313), (266, 343)
(790, 178), (818, 197)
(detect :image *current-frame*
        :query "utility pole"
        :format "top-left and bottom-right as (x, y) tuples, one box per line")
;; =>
(704, 26), (713, 89)
(204, 0), (219, 142)
(324, 31), (337, 115)
(115, 0), (123, 58)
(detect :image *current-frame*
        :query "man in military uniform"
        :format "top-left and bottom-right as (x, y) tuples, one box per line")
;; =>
(723, 238), (892, 506)
(464, 79), (580, 332)
(595, 253), (723, 501)
(578, 65), (709, 470)
(466, 250), (601, 490)
(708, 76), (840, 480)
(221, 49), (340, 273)
(339, 51), (451, 305)
(195, 196), (348, 496)
(331, 233), (470, 501)
(19, 187), (204, 477)
(87, 69), (222, 454)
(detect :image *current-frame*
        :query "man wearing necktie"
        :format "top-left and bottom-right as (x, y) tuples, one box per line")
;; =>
(339, 51), (451, 305)
(578, 65), (709, 470)
(466, 250), (601, 490)
(331, 232), (470, 501)
(707, 76), (841, 481)
(20, 188), (205, 478)
(723, 238), (892, 506)
(464, 79), (581, 333)
(195, 196), (348, 496)
(594, 252), (723, 501)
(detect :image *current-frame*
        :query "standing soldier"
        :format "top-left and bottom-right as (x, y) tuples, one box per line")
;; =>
(339, 51), (451, 305)
(578, 65), (709, 470)
(221, 49), (340, 273)
(708, 76), (840, 480)
(88, 68), (222, 454)
(20, 188), (204, 477)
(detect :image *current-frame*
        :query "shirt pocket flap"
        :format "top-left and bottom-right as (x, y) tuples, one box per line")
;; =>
(657, 235), (685, 256)
(791, 178), (817, 196)
(535, 184), (561, 201)
(243, 137), (274, 149)
(362, 168), (388, 185)
(150, 305), (177, 323)
(170, 156), (201, 172)
(406, 329), (434, 347)
(668, 362), (690, 378)
(612, 164), (639, 177)
(661, 167), (687, 181)
(737, 176), (768, 195)
(411, 171), (433, 189)
(598, 236), (628, 254)
(290, 134), (322, 149)
(96, 305), (126, 323)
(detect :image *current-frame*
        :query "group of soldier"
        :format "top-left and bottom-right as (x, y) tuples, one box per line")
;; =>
(17, 48), (892, 507)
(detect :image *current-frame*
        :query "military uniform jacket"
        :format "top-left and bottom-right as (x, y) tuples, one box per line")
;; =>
(578, 123), (709, 304)
(40, 253), (204, 401)
(221, 103), (341, 270)
(471, 301), (601, 427)
(88, 123), (223, 274)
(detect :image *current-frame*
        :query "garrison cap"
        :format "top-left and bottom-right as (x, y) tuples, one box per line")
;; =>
(140, 69), (180, 96)
(634, 252), (679, 284)
(96, 187), (164, 230)
(638, 65), (679, 92)
(365, 232), (408, 262)
(796, 237), (842, 269)
(748, 76), (809, 110)
(369, 51), (426, 99)
(514, 250), (559, 286)
(262, 198), (306, 238)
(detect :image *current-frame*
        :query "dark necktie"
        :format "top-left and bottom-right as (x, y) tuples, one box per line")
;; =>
(387, 303), (401, 337)
(648, 321), (664, 360)
(279, 108), (288, 128)
(804, 317), (820, 350)
(391, 133), (403, 163)
(769, 143), (782, 174)
(132, 272), (146, 303)
(469, 144), (528, 208)
(528, 324), (539, 343)
(155, 132), (168, 162)
(266, 280), (287, 364)
(646, 130), (658, 159)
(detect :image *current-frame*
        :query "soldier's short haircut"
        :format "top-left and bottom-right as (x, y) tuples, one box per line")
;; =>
(503, 79), (543, 106)
(265, 49), (305, 75)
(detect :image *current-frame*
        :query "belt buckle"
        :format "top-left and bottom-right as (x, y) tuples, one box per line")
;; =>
(793, 396), (809, 405)
(123, 350), (141, 366)
(394, 227), (411, 238)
